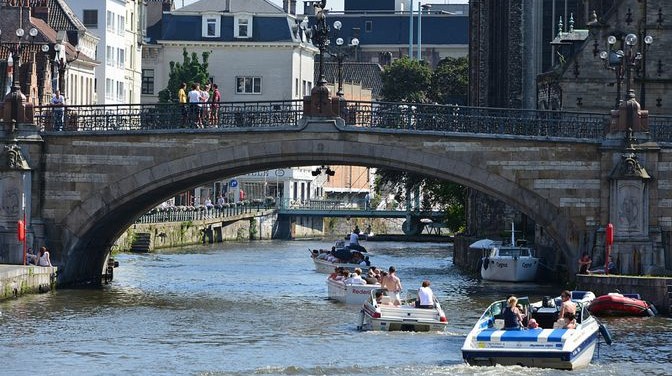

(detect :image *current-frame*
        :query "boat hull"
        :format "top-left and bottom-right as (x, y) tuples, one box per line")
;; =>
(313, 258), (363, 274)
(359, 289), (447, 332)
(326, 279), (379, 305)
(480, 256), (539, 282)
(588, 294), (652, 316)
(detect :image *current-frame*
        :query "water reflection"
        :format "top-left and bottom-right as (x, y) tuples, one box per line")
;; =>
(0, 240), (670, 375)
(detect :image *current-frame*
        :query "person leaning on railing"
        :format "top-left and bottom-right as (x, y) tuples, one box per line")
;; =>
(50, 90), (65, 131)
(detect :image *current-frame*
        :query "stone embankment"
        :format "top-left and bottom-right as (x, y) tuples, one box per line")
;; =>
(0, 265), (57, 301)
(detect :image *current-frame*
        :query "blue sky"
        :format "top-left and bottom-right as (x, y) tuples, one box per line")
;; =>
(175, 0), (467, 13)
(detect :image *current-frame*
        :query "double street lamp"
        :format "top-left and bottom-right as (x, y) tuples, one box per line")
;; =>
(0, 26), (41, 96)
(599, 33), (653, 109)
(327, 20), (359, 97)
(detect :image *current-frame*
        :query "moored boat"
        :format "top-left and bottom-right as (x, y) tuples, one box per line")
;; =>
(326, 278), (380, 305)
(588, 293), (656, 317)
(462, 293), (611, 370)
(358, 288), (447, 332)
(474, 223), (540, 282)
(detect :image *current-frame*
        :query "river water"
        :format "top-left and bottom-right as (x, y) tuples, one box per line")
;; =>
(1, 240), (671, 375)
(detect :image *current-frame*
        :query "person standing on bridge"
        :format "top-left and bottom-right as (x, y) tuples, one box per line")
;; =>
(188, 83), (203, 128)
(210, 83), (221, 125)
(50, 90), (65, 131)
(178, 82), (187, 126)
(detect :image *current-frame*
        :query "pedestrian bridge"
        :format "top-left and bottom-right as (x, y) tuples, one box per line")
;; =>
(4, 99), (672, 286)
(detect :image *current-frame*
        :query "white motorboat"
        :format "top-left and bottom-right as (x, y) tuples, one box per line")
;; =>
(358, 288), (447, 332)
(462, 292), (611, 370)
(310, 240), (370, 273)
(474, 223), (540, 282)
(326, 278), (380, 305)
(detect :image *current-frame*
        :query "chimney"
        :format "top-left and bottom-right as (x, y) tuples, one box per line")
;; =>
(283, 0), (289, 13)
(290, 0), (297, 15)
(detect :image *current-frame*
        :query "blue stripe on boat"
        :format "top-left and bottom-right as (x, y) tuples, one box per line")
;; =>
(547, 329), (566, 342)
(475, 328), (569, 342)
(476, 329), (496, 341)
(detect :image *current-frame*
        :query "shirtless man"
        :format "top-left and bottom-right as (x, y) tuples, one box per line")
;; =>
(556, 290), (576, 327)
(381, 266), (402, 305)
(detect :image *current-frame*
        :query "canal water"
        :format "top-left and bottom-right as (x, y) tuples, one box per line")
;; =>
(1, 240), (670, 375)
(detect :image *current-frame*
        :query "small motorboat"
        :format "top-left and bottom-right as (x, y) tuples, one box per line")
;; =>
(474, 223), (540, 282)
(310, 240), (370, 273)
(358, 288), (447, 332)
(462, 293), (612, 370)
(588, 293), (656, 317)
(326, 278), (380, 305)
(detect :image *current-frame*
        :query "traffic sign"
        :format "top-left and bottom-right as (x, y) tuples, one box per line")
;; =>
(229, 179), (238, 188)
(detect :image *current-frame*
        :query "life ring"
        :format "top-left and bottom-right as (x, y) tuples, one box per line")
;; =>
(598, 323), (613, 345)
(482, 257), (489, 270)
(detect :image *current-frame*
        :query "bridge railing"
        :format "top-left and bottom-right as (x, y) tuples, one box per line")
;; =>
(341, 101), (611, 139)
(136, 201), (276, 224)
(34, 100), (304, 131)
(277, 197), (370, 211)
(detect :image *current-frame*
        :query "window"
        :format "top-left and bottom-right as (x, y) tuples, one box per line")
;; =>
(202, 15), (220, 38)
(83, 10), (98, 28)
(365, 20), (372, 32)
(295, 78), (299, 97)
(142, 69), (154, 95)
(106, 11), (114, 32)
(105, 78), (113, 99)
(117, 48), (125, 68)
(117, 15), (125, 35)
(236, 76), (262, 94)
(116, 81), (125, 102)
(234, 15), (253, 38)
(106, 46), (114, 66)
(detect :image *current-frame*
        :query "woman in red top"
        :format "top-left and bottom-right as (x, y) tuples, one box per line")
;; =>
(210, 83), (221, 124)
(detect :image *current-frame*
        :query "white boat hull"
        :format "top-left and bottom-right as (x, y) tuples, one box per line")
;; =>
(359, 289), (447, 332)
(480, 256), (539, 282)
(326, 279), (379, 305)
(313, 258), (363, 274)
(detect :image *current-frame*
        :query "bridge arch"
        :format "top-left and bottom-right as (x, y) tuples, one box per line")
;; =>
(48, 124), (585, 285)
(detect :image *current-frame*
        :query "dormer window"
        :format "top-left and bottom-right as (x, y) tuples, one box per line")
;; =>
(235, 15), (253, 38)
(202, 15), (220, 38)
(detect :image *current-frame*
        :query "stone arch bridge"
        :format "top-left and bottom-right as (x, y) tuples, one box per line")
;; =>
(1, 99), (671, 286)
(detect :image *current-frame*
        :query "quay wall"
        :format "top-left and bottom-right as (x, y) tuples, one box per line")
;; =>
(576, 274), (672, 314)
(0, 265), (57, 301)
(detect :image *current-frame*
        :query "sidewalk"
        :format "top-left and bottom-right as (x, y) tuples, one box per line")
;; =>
(0, 264), (57, 301)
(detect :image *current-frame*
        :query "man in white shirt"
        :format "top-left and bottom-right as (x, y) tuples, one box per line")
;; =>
(344, 268), (367, 285)
(417, 280), (435, 308)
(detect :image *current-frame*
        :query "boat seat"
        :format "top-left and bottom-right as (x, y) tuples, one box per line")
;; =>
(532, 307), (558, 329)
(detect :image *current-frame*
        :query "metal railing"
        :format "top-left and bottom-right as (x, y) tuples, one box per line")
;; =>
(34, 100), (304, 131)
(136, 201), (276, 224)
(30, 99), (672, 143)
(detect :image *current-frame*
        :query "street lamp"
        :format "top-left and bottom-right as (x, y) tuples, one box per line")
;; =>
(53, 43), (81, 94)
(599, 33), (653, 109)
(327, 20), (359, 97)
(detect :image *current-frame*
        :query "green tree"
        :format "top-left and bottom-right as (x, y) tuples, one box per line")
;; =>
(430, 56), (469, 105)
(380, 57), (432, 103)
(375, 56), (469, 232)
(158, 49), (212, 103)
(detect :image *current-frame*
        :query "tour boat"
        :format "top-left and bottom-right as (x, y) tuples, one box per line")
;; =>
(358, 288), (447, 332)
(475, 223), (539, 282)
(462, 293), (612, 370)
(588, 293), (656, 317)
(326, 278), (380, 305)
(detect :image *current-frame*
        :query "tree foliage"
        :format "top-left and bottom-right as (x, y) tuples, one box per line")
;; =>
(380, 57), (432, 103)
(158, 49), (212, 103)
(430, 56), (469, 105)
(375, 56), (470, 232)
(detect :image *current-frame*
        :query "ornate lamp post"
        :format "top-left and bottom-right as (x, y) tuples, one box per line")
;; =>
(599, 33), (653, 109)
(53, 43), (81, 94)
(327, 20), (359, 98)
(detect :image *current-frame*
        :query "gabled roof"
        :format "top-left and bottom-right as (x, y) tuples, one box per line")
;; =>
(317, 61), (384, 99)
(46, 0), (87, 31)
(177, 0), (285, 14)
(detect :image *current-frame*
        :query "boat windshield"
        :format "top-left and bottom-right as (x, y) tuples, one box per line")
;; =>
(496, 247), (531, 257)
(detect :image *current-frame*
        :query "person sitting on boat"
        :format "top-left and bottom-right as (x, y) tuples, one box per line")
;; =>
(344, 268), (367, 285)
(365, 267), (380, 284)
(527, 318), (539, 329)
(375, 290), (392, 306)
(381, 266), (403, 305)
(329, 267), (342, 280)
(556, 290), (576, 327)
(502, 296), (524, 330)
(562, 311), (577, 329)
(578, 253), (592, 274)
(417, 280), (435, 309)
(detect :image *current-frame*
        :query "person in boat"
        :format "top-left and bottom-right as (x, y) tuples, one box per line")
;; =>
(527, 318), (539, 329)
(417, 280), (435, 309)
(365, 267), (380, 284)
(562, 311), (577, 329)
(344, 268), (367, 285)
(380, 266), (403, 305)
(502, 296), (524, 330)
(359, 256), (371, 267)
(375, 290), (392, 305)
(329, 267), (343, 280)
(557, 290), (577, 327)
(578, 253), (592, 274)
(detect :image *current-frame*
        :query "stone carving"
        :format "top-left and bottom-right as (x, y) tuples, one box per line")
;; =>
(4, 144), (30, 170)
